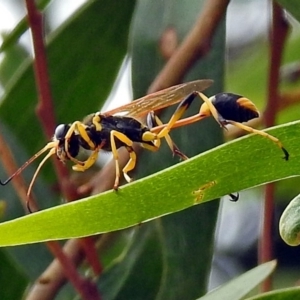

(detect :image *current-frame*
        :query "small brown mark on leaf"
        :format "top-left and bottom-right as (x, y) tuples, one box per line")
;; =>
(193, 181), (216, 204)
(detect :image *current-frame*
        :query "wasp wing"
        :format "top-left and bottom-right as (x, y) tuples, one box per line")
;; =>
(103, 79), (213, 117)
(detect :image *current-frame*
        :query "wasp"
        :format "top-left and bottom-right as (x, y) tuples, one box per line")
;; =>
(0, 80), (211, 197)
(0, 80), (288, 201)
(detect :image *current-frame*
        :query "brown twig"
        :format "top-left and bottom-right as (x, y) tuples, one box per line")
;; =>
(24, 0), (76, 201)
(28, 241), (100, 300)
(148, 0), (230, 93)
(279, 90), (300, 110)
(258, 1), (289, 292)
(27, 239), (95, 300)
(27, 240), (84, 300)
(28, 233), (117, 300)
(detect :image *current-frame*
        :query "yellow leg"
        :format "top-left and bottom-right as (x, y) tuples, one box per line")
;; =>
(151, 113), (188, 160)
(110, 130), (134, 189)
(147, 91), (220, 160)
(71, 139), (107, 171)
(227, 120), (289, 160)
(197, 92), (222, 126)
(167, 92), (221, 129)
(64, 121), (96, 166)
(142, 140), (160, 152)
(72, 150), (100, 171)
(155, 92), (197, 139)
(150, 91), (224, 134)
(65, 152), (87, 167)
(123, 146), (137, 183)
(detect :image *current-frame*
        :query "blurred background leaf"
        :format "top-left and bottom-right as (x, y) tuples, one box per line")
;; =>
(199, 260), (276, 300)
(276, 0), (300, 22)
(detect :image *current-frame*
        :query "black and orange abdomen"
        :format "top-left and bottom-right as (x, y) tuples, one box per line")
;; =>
(212, 93), (259, 122)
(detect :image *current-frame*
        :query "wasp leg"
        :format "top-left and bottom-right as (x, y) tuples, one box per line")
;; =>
(226, 120), (289, 160)
(152, 91), (222, 137)
(72, 150), (100, 172)
(151, 92), (223, 133)
(64, 121), (96, 165)
(109, 130), (135, 189)
(154, 92), (197, 138)
(141, 127), (188, 160)
(72, 140), (106, 172)
(68, 154), (87, 167)
(141, 138), (160, 152)
(147, 111), (188, 160)
(123, 146), (137, 183)
(229, 193), (239, 202)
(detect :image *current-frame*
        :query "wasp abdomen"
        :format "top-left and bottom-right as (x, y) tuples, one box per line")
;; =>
(212, 93), (259, 123)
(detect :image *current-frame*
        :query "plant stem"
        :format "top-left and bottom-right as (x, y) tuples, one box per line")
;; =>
(24, 0), (102, 298)
(259, 1), (289, 292)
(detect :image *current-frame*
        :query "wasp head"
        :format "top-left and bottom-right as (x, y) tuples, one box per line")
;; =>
(54, 124), (80, 162)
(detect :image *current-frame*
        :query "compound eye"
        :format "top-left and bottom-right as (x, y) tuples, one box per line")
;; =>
(54, 124), (70, 140)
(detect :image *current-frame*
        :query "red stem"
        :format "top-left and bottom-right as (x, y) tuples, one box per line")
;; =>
(37, 241), (100, 300)
(24, 0), (102, 298)
(259, 1), (289, 292)
(25, 0), (77, 201)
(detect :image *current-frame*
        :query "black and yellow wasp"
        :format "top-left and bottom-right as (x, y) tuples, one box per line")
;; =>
(0, 79), (289, 199)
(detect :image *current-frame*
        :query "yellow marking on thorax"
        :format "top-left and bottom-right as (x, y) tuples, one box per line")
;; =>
(93, 113), (102, 131)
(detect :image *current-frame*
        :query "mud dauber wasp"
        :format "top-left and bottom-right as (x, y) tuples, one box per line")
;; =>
(0, 79), (289, 205)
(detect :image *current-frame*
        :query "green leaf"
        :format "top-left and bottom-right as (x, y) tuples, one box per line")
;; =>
(245, 286), (300, 300)
(198, 260), (276, 300)
(99, 225), (163, 299)
(279, 193), (300, 246)
(0, 41), (28, 87)
(0, 120), (298, 246)
(276, 1), (300, 23)
(0, 250), (28, 300)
